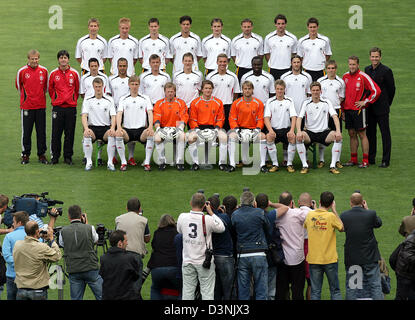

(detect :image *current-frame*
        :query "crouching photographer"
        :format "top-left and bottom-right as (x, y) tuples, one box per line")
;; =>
(58, 205), (103, 300)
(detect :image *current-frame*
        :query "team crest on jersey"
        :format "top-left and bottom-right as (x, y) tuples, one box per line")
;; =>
(55, 75), (60, 81)
(39, 76), (44, 81)
(25, 73), (30, 79)
(356, 82), (361, 88)
(69, 78), (74, 84)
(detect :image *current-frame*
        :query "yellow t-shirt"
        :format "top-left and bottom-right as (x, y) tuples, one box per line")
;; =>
(304, 209), (343, 264)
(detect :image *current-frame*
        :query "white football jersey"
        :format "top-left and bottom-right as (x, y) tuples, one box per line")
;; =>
(173, 70), (203, 107)
(138, 34), (172, 70)
(264, 96), (297, 129)
(241, 70), (275, 104)
(297, 33), (332, 71)
(264, 30), (297, 70)
(317, 75), (345, 109)
(170, 32), (202, 73)
(206, 70), (241, 105)
(75, 34), (108, 71)
(118, 94), (153, 129)
(201, 34), (231, 70)
(298, 98), (337, 133)
(231, 32), (264, 68)
(280, 71), (313, 114)
(108, 75), (130, 108)
(139, 70), (171, 104)
(107, 34), (139, 76)
(80, 71), (110, 98)
(81, 94), (116, 126)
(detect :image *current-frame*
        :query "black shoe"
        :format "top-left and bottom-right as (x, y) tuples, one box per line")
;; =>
(97, 158), (104, 166)
(158, 163), (167, 171)
(227, 165), (235, 172)
(64, 158), (73, 165)
(176, 164), (184, 171)
(38, 155), (49, 164)
(50, 157), (59, 165)
(191, 163), (200, 171)
(260, 165), (269, 173)
(219, 164), (228, 171)
(82, 157), (87, 165)
(21, 155), (30, 164)
(379, 162), (389, 168)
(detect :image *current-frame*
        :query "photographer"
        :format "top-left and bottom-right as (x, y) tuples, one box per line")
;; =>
(13, 221), (61, 300)
(59, 205), (102, 300)
(0, 194), (14, 234)
(177, 193), (225, 300)
(398, 198), (415, 238)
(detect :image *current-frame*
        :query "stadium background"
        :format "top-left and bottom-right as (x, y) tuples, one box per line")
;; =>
(0, 0), (413, 300)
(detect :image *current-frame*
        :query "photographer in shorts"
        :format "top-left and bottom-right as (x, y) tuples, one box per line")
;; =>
(59, 205), (102, 300)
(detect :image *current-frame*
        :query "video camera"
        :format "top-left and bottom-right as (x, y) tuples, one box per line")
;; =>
(96, 224), (114, 246)
(2, 192), (64, 228)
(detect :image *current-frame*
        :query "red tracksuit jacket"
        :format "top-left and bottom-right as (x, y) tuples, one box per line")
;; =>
(16, 65), (48, 110)
(48, 66), (80, 108)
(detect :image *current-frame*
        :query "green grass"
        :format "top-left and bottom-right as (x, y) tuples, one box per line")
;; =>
(0, 0), (414, 300)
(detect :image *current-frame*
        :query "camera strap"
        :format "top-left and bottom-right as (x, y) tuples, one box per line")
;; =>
(202, 214), (209, 249)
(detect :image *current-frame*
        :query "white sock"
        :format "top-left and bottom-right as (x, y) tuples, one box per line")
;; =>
(115, 137), (127, 165)
(188, 142), (198, 165)
(127, 141), (135, 160)
(241, 142), (249, 164)
(319, 144), (326, 162)
(266, 142), (278, 166)
(107, 136), (116, 166)
(330, 141), (342, 168)
(144, 137), (154, 165)
(287, 143), (296, 166)
(83, 137), (93, 166)
(228, 139), (236, 167)
(260, 140), (268, 167)
(296, 142), (308, 167)
(155, 142), (165, 164)
(176, 139), (185, 164)
(219, 142), (227, 165)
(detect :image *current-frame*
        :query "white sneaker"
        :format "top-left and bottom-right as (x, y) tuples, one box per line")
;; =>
(107, 163), (116, 171)
(85, 163), (93, 171)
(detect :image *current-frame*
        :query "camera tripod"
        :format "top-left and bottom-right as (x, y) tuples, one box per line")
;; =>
(94, 238), (108, 256)
(49, 261), (69, 300)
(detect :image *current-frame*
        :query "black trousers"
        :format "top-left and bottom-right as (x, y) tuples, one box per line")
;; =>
(275, 260), (305, 300)
(269, 68), (291, 80)
(367, 111), (391, 164)
(21, 108), (47, 157)
(51, 106), (77, 160)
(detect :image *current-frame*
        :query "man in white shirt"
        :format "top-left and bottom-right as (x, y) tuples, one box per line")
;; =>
(264, 14), (298, 80)
(297, 17), (332, 81)
(107, 17), (139, 76)
(138, 18), (171, 72)
(81, 78), (117, 171)
(202, 18), (231, 76)
(177, 192), (225, 300)
(80, 58), (110, 99)
(108, 58), (130, 109)
(295, 82), (342, 174)
(170, 16), (203, 74)
(231, 18), (264, 82)
(75, 18), (107, 74)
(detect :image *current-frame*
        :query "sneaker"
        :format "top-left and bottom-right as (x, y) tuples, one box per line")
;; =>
(64, 157), (73, 165)
(120, 164), (127, 171)
(336, 161), (343, 169)
(112, 156), (119, 165)
(260, 165), (268, 173)
(343, 161), (357, 167)
(158, 163), (167, 171)
(144, 164), (151, 171)
(358, 162), (369, 169)
(85, 163), (93, 171)
(227, 165), (235, 172)
(300, 167), (309, 174)
(38, 155), (48, 164)
(176, 164), (184, 171)
(287, 165), (295, 173)
(266, 161), (273, 168)
(50, 157), (59, 165)
(329, 167), (340, 174)
(21, 155), (30, 164)
(317, 161), (325, 168)
(128, 158), (137, 166)
(269, 165), (279, 173)
(97, 158), (104, 166)
(218, 164), (228, 171)
(191, 163), (200, 171)
(107, 163), (116, 171)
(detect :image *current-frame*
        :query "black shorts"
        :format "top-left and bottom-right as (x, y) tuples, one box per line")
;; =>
(269, 68), (291, 80)
(236, 66), (252, 83)
(344, 109), (367, 131)
(124, 127), (146, 144)
(328, 109), (342, 132)
(305, 129), (332, 146)
(304, 69), (325, 82)
(223, 104), (231, 132)
(89, 126), (110, 142)
(271, 128), (290, 145)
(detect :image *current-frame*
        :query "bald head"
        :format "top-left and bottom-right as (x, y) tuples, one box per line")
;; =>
(25, 220), (39, 237)
(298, 192), (312, 207)
(350, 193), (363, 206)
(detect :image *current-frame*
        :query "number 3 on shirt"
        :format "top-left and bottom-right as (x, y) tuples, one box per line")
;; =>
(188, 223), (198, 238)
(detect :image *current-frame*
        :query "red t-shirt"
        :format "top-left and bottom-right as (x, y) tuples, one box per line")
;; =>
(16, 65), (48, 110)
(48, 66), (80, 108)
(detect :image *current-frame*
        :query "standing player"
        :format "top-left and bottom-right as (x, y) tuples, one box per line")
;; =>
(48, 50), (81, 165)
(231, 18), (264, 82)
(264, 14), (298, 80)
(115, 76), (154, 171)
(342, 56), (380, 168)
(263, 80), (297, 173)
(75, 18), (107, 74)
(80, 58), (110, 99)
(206, 54), (240, 131)
(138, 18), (172, 73)
(172, 52), (203, 108)
(317, 60), (345, 168)
(201, 18), (231, 76)
(364, 47), (395, 168)
(16, 49), (49, 164)
(81, 78), (117, 171)
(187, 80), (227, 171)
(170, 16), (202, 74)
(297, 17), (332, 81)
(228, 81), (265, 172)
(153, 83), (189, 170)
(295, 82), (342, 174)
(107, 17), (139, 76)
(108, 58), (130, 109)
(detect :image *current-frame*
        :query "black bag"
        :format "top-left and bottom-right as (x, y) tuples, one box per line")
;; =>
(268, 223), (285, 266)
(0, 246), (7, 286)
(389, 242), (404, 271)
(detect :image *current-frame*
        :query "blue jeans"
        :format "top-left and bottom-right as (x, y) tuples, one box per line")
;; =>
(268, 266), (277, 300)
(150, 266), (181, 300)
(6, 277), (18, 300)
(237, 255), (268, 300)
(309, 263), (342, 300)
(16, 288), (48, 300)
(68, 269), (103, 300)
(214, 255), (235, 300)
(345, 263), (384, 300)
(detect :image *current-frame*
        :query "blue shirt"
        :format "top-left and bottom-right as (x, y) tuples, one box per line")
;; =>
(2, 226), (26, 278)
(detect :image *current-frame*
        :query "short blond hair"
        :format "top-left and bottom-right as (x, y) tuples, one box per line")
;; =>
(129, 75), (140, 84)
(119, 17), (131, 26)
(164, 82), (176, 91)
(27, 49), (39, 58)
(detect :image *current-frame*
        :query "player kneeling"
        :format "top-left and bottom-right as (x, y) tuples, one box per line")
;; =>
(81, 78), (117, 171)
(295, 82), (342, 174)
(187, 80), (228, 171)
(153, 83), (188, 171)
(115, 76), (154, 171)
(263, 80), (297, 173)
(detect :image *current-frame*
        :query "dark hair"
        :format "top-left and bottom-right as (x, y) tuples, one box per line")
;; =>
(57, 49), (70, 59)
(222, 195), (237, 215)
(211, 18), (223, 26)
(412, 198), (415, 208)
(25, 221), (38, 237)
(320, 191), (334, 208)
(255, 193), (269, 210)
(13, 211), (29, 226)
(109, 230), (126, 247)
(208, 195), (220, 211)
(307, 17), (319, 26)
(149, 54), (161, 62)
(251, 56), (263, 64)
(348, 55), (360, 64)
(274, 14), (287, 24)
(127, 197), (140, 212)
(201, 80), (214, 90)
(291, 54), (302, 62)
(180, 15), (192, 24)
(88, 57), (99, 67)
(68, 205), (82, 220)
(241, 18), (253, 25)
(0, 194), (9, 207)
(148, 17), (159, 25)
(279, 191), (293, 206)
(369, 47), (382, 56)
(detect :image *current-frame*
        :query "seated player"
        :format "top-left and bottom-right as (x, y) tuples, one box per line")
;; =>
(115, 76), (154, 171)
(153, 83), (188, 171)
(81, 78), (117, 171)
(228, 80), (265, 172)
(263, 80), (297, 173)
(80, 58), (110, 99)
(187, 80), (227, 171)
(295, 82), (342, 174)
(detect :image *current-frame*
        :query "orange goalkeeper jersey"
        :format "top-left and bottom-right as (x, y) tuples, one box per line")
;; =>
(229, 97), (264, 129)
(188, 96), (225, 129)
(153, 97), (189, 127)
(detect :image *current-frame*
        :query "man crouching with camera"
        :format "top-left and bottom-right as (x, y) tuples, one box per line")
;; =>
(12, 220), (62, 300)
(177, 192), (225, 300)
